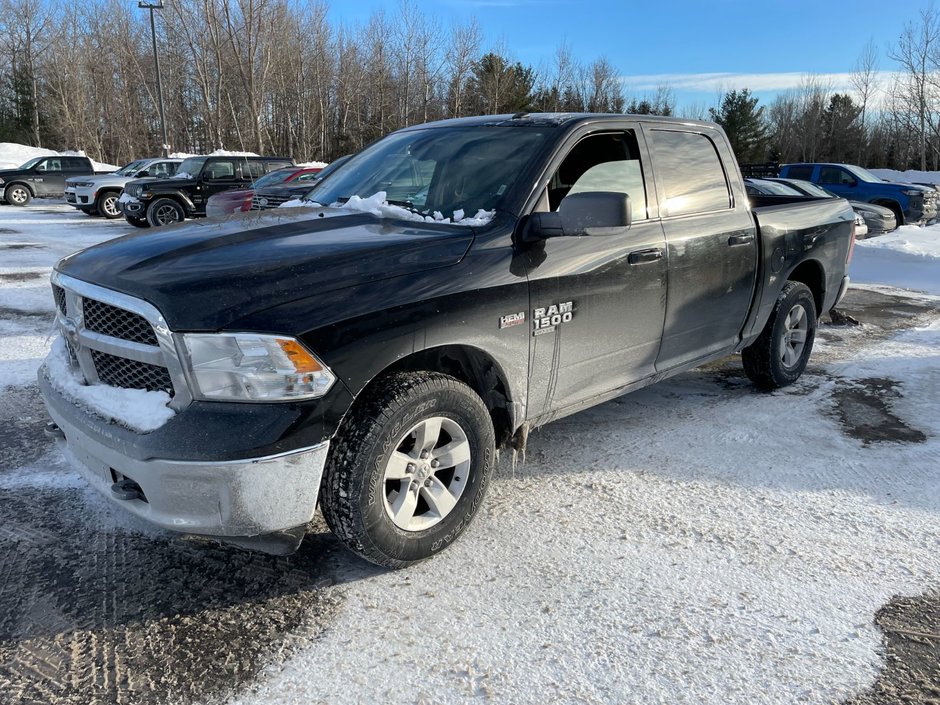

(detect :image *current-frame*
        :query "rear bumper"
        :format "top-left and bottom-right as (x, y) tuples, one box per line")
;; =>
(39, 368), (330, 552)
(834, 275), (850, 308)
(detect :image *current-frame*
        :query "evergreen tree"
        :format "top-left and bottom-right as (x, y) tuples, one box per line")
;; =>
(822, 93), (863, 163)
(709, 89), (768, 162)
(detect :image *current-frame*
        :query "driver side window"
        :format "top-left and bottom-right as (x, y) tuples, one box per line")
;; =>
(541, 131), (647, 221)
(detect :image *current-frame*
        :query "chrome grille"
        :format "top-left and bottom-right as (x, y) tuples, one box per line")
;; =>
(91, 350), (174, 394)
(49, 273), (190, 408)
(250, 193), (292, 210)
(52, 284), (67, 315)
(83, 298), (159, 346)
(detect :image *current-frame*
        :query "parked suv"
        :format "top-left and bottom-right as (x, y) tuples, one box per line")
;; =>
(0, 155), (109, 206)
(65, 158), (181, 218)
(779, 162), (937, 225)
(120, 155), (295, 227)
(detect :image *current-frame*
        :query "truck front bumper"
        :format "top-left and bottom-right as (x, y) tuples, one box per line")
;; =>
(39, 371), (330, 554)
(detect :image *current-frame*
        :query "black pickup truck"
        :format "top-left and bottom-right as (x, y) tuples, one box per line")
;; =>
(0, 155), (109, 206)
(119, 154), (294, 227)
(40, 114), (855, 568)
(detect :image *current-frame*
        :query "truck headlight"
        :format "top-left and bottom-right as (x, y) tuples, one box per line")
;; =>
(0, 177), (5, 184)
(902, 189), (923, 196)
(181, 333), (336, 401)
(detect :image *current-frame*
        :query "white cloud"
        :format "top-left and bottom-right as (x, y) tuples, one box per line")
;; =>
(621, 71), (902, 95)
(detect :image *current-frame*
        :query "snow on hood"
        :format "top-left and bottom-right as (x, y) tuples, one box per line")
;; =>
(43, 337), (174, 433)
(279, 191), (495, 227)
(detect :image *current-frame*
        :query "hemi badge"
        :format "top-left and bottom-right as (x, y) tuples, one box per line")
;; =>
(499, 312), (526, 329)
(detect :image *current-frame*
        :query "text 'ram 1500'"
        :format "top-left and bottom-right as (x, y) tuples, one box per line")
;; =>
(40, 114), (856, 568)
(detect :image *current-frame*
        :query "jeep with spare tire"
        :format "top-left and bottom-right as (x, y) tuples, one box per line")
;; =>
(118, 154), (294, 227)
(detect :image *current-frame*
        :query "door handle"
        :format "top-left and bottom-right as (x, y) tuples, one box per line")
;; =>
(728, 233), (755, 246)
(628, 248), (664, 264)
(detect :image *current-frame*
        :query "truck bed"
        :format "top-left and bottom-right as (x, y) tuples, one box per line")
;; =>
(742, 195), (855, 341)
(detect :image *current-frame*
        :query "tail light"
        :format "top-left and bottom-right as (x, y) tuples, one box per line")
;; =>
(846, 220), (857, 265)
(238, 194), (253, 212)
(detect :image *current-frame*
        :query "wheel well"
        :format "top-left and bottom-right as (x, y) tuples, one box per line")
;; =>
(872, 199), (903, 224)
(380, 345), (516, 448)
(787, 260), (825, 314)
(6, 181), (34, 196)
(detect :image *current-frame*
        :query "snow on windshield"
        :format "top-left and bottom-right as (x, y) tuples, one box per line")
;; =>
(280, 191), (495, 226)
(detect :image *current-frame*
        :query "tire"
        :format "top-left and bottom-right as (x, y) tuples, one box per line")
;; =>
(125, 215), (150, 228)
(4, 183), (31, 206)
(320, 371), (495, 569)
(742, 281), (817, 390)
(95, 190), (121, 219)
(146, 197), (185, 227)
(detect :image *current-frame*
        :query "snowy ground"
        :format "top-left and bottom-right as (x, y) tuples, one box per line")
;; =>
(0, 203), (938, 704)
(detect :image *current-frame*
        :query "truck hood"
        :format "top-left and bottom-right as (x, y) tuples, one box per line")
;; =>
(0, 168), (29, 179)
(55, 207), (475, 330)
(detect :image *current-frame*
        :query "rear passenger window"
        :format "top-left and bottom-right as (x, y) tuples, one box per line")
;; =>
(204, 161), (235, 180)
(650, 130), (731, 217)
(819, 166), (855, 185)
(545, 131), (648, 221)
(244, 161), (266, 179)
(786, 165), (813, 180)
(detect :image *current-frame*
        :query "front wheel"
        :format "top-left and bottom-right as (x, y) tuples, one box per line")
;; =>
(742, 281), (817, 390)
(96, 191), (122, 219)
(146, 197), (185, 227)
(320, 372), (495, 569)
(4, 184), (31, 206)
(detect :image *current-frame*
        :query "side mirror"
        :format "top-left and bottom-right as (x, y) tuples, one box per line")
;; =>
(522, 191), (631, 242)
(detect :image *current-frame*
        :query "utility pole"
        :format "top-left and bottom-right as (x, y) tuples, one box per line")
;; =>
(139, 0), (169, 157)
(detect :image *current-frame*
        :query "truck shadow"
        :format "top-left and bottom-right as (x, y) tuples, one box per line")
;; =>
(0, 476), (379, 704)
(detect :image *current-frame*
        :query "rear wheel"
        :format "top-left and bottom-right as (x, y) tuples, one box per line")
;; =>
(742, 281), (817, 390)
(146, 198), (185, 227)
(320, 372), (495, 569)
(96, 191), (121, 219)
(5, 184), (31, 206)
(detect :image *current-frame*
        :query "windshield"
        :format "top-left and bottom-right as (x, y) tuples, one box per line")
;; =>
(117, 160), (145, 176)
(784, 179), (834, 198)
(752, 179), (802, 196)
(18, 156), (45, 170)
(306, 127), (547, 218)
(251, 169), (296, 189)
(844, 165), (884, 183)
(175, 157), (207, 179)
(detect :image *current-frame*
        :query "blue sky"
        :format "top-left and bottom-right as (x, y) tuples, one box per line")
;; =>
(327, 0), (921, 110)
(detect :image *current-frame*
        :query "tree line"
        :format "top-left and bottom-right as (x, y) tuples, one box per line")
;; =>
(0, 0), (936, 170)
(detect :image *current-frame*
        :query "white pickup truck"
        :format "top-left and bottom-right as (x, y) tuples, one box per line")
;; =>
(65, 158), (181, 219)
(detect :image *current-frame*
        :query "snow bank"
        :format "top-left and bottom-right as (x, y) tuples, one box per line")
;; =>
(851, 224), (940, 294)
(0, 142), (117, 171)
(43, 337), (174, 433)
(869, 168), (940, 186)
(279, 191), (495, 226)
(296, 160), (328, 169)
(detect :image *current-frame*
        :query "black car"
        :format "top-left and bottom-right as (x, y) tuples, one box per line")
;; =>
(120, 155), (294, 227)
(767, 178), (898, 235)
(250, 155), (352, 211)
(0, 155), (108, 206)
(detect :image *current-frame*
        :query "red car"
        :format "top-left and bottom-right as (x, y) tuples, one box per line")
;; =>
(204, 166), (323, 217)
